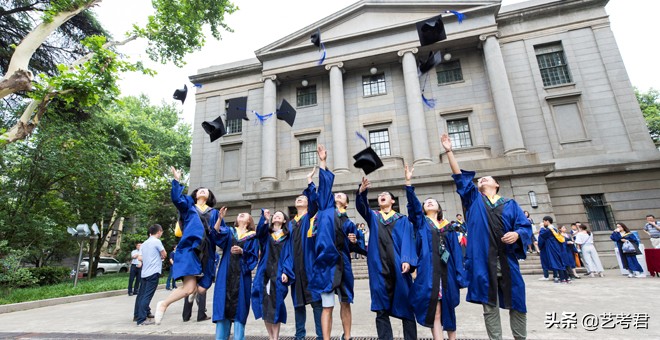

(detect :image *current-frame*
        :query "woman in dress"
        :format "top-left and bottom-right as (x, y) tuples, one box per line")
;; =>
(574, 224), (604, 277)
(211, 208), (259, 340)
(610, 223), (645, 278)
(251, 209), (295, 340)
(155, 167), (219, 324)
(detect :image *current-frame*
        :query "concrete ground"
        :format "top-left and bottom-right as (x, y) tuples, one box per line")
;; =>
(0, 270), (658, 339)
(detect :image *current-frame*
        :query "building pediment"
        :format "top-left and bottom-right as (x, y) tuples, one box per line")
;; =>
(255, 0), (502, 73)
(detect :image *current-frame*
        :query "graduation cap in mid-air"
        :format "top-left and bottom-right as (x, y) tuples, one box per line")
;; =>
(311, 28), (322, 48)
(416, 14), (447, 46)
(353, 146), (384, 175)
(202, 116), (227, 142)
(418, 50), (443, 75)
(276, 99), (296, 127)
(173, 84), (188, 104)
(226, 97), (249, 121)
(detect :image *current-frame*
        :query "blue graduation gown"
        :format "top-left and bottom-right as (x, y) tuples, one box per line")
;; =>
(209, 220), (259, 324)
(251, 212), (295, 324)
(170, 180), (218, 287)
(537, 227), (566, 271)
(610, 232), (644, 272)
(452, 170), (531, 313)
(309, 168), (356, 303)
(289, 182), (321, 307)
(406, 186), (467, 330)
(356, 187), (417, 320)
(561, 234), (576, 268)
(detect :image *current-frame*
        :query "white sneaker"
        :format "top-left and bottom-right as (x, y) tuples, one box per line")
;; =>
(634, 272), (646, 278)
(154, 301), (165, 325)
(538, 277), (549, 281)
(187, 290), (197, 303)
(627, 274), (634, 278)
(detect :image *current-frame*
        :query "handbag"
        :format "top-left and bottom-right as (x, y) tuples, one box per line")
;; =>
(622, 240), (636, 254)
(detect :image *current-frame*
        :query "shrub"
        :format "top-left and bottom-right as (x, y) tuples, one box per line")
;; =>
(0, 241), (37, 289)
(28, 266), (71, 286)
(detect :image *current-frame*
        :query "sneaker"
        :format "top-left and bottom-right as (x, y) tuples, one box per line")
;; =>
(553, 278), (560, 283)
(138, 320), (155, 326)
(627, 274), (634, 278)
(598, 272), (604, 278)
(589, 273), (595, 278)
(154, 301), (165, 325)
(538, 277), (550, 281)
(634, 273), (646, 278)
(187, 291), (197, 303)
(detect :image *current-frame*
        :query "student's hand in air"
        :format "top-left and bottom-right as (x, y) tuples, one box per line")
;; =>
(358, 177), (371, 194)
(263, 209), (271, 222)
(281, 274), (288, 283)
(317, 144), (327, 161)
(347, 233), (357, 243)
(219, 206), (227, 219)
(404, 164), (414, 183)
(401, 262), (410, 274)
(441, 133), (452, 152)
(170, 166), (182, 182)
(307, 166), (317, 183)
(501, 231), (519, 244)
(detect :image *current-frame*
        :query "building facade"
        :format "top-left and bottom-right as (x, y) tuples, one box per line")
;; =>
(189, 0), (660, 265)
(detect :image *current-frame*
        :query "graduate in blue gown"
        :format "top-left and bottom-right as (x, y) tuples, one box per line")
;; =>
(251, 209), (295, 339)
(308, 144), (358, 340)
(155, 166), (219, 325)
(356, 177), (417, 340)
(289, 167), (323, 340)
(404, 165), (467, 340)
(537, 216), (570, 283)
(210, 208), (259, 340)
(610, 222), (644, 277)
(441, 134), (531, 340)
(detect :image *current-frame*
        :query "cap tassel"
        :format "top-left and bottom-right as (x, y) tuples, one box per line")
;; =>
(446, 10), (465, 23)
(422, 93), (436, 109)
(254, 112), (273, 125)
(355, 131), (368, 146)
(192, 83), (203, 88)
(318, 43), (326, 65)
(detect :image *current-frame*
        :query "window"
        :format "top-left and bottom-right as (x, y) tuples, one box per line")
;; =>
(299, 139), (318, 167)
(225, 100), (242, 134)
(436, 60), (463, 84)
(447, 118), (472, 149)
(535, 43), (572, 87)
(581, 194), (615, 232)
(362, 74), (386, 97)
(369, 129), (391, 156)
(297, 85), (317, 106)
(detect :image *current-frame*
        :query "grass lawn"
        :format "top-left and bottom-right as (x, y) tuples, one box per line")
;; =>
(0, 272), (168, 305)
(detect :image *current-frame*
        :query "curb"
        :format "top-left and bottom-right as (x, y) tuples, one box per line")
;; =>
(0, 284), (167, 314)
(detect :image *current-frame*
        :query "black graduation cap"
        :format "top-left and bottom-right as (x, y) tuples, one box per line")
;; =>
(353, 147), (384, 175)
(201, 116), (226, 142)
(311, 28), (321, 48)
(173, 84), (188, 104)
(416, 14), (447, 46)
(418, 51), (443, 75)
(276, 99), (296, 127)
(226, 97), (249, 121)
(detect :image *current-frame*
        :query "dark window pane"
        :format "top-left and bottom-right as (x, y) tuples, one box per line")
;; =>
(437, 60), (464, 85)
(362, 74), (386, 97)
(535, 43), (572, 87)
(447, 119), (472, 149)
(297, 85), (317, 106)
(300, 139), (318, 167)
(369, 129), (391, 156)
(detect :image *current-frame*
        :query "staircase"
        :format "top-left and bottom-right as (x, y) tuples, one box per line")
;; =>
(350, 256), (369, 280)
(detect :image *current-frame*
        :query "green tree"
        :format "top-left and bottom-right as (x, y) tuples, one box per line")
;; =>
(1, 0), (236, 144)
(635, 88), (660, 147)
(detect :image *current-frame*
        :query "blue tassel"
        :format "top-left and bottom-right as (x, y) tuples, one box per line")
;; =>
(422, 93), (436, 109)
(318, 43), (326, 65)
(254, 112), (273, 125)
(355, 131), (368, 145)
(446, 10), (465, 23)
(192, 83), (203, 88)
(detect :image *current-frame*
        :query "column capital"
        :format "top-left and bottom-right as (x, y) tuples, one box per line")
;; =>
(397, 47), (419, 57)
(479, 31), (501, 41)
(324, 62), (344, 71)
(260, 74), (277, 82)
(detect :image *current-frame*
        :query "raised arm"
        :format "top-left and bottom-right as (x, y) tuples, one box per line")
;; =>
(209, 207), (231, 249)
(256, 209), (271, 245)
(441, 134), (461, 175)
(404, 164), (424, 231)
(170, 166), (191, 211)
(356, 177), (372, 221)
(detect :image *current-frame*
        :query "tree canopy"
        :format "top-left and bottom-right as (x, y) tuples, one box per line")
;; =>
(635, 88), (660, 147)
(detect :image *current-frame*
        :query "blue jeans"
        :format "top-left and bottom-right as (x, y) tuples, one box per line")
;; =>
(216, 319), (245, 340)
(294, 301), (323, 340)
(128, 264), (141, 294)
(133, 273), (159, 324)
(165, 270), (177, 289)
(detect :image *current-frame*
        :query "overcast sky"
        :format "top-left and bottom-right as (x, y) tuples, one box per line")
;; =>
(95, 0), (658, 124)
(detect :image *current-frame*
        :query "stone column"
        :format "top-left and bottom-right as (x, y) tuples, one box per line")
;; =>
(480, 32), (526, 154)
(261, 75), (277, 181)
(325, 62), (349, 173)
(398, 48), (432, 165)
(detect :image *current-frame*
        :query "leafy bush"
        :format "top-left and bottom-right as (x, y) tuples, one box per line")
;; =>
(0, 241), (37, 289)
(28, 266), (71, 286)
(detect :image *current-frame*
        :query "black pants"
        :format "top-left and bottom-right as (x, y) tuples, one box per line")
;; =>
(182, 290), (208, 321)
(133, 273), (159, 324)
(375, 310), (417, 340)
(128, 264), (141, 294)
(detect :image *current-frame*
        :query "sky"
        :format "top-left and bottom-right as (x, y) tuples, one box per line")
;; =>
(95, 0), (659, 124)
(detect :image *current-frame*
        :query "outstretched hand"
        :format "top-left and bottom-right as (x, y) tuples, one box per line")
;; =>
(263, 209), (271, 222)
(441, 133), (452, 152)
(404, 164), (414, 183)
(317, 144), (327, 161)
(170, 166), (182, 182)
(306, 166), (317, 183)
(358, 177), (371, 193)
(219, 206), (227, 219)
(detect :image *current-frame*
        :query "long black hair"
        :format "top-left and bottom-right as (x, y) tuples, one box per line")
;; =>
(269, 210), (290, 236)
(422, 197), (444, 221)
(190, 187), (216, 207)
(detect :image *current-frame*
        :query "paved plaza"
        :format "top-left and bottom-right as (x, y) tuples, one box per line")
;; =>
(0, 269), (658, 339)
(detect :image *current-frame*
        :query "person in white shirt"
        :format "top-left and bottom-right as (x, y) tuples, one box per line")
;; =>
(128, 243), (142, 296)
(133, 225), (166, 326)
(574, 224), (604, 277)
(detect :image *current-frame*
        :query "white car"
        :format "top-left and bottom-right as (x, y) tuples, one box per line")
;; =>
(78, 257), (129, 276)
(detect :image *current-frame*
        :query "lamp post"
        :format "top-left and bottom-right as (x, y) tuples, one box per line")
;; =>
(67, 223), (98, 287)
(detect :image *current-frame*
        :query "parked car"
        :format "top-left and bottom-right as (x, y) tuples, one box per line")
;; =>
(78, 257), (129, 276)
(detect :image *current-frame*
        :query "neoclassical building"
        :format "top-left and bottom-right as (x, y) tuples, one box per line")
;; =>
(189, 0), (660, 264)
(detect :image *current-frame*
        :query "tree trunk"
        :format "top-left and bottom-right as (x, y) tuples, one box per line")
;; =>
(112, 217), (125, 257)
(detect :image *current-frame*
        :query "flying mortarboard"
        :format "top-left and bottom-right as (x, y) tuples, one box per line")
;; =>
(418, 50), (443, 75)
(226, 97), (249, 121)
(276, 99), (296, 127)
(416, 14), (447, 46)
(173, 84), (188, 104)
(353, 146), (384, 175)
(311, 28), (321, 48)
(201, 116), (227, 142)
